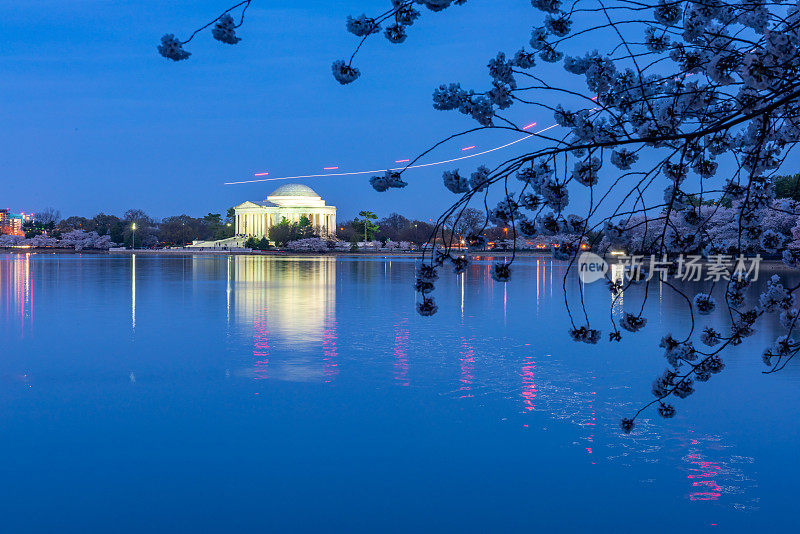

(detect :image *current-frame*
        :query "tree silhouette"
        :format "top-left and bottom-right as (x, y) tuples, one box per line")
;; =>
(161, 1), (800, 432)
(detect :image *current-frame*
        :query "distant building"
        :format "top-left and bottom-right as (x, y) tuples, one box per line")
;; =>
(0, 213), (33, 236)
(233, 184), (337, 239)
(8, 214), (25, 236)
(0, 209), (25, 236)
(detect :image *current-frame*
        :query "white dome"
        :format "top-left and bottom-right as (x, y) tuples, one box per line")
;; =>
(266, 183), (325, 207)
(268, 184), (320, 198)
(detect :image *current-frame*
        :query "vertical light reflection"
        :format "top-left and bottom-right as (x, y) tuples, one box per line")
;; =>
(393, 317), (410, 386)
(1, 257), (5, 318)
(610, 262), (624, 312)
(2, 254), (34, 333)
(24, 254), (31, 321)
(252, 313), (270, 380)
(226, 255), (231, 325)
(503, 281), (508, 325)
(19, 255), (28, 329)
(21, 254), (32, 333)
(322, 318), (338, 382)
(460, 271), (465, 319)
(521, 354), (537, 413)
(536, 257), (540, 315)
(459, 337), (475, 398)
(2, 257), (9, 320)
(586, 381), (597, 464)
(131, 254), (136, 333)
(485, 263), (491, 302)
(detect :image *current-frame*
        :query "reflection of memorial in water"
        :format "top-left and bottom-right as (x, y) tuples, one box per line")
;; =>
(231, 256), (337, 382)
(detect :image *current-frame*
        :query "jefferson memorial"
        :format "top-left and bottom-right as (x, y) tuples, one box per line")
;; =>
(233, 184), (337, 238)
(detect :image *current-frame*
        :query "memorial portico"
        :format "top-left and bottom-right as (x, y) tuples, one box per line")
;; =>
(233, 183), (337, 238)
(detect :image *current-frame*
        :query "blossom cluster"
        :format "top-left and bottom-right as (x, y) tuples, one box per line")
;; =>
(0, 230), (115, 251)
(158, 3), (248, 61)
(323, 0), (800, 430)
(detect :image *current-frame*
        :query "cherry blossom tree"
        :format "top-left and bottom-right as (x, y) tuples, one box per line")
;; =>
(600, 197), (799, 255)
(161, 0), (800, 432)
(0, 234), (25, 247)
(0, 230), (115, 250)
(285, 238), (330, 253)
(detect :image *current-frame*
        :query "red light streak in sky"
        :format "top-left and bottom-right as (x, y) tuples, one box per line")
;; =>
(461, 145), (476, 151)
(254, 172), (269, 176)
(226, 122), (560, 185)
(395, 159), (410, 163)
(323, 166), (339, 170)
(522, 122), (537, 130)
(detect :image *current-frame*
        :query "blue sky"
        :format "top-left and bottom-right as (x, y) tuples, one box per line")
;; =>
(2, 0), (562, 221)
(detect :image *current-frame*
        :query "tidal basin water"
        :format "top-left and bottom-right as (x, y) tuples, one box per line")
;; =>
(1, 253), (799, 532)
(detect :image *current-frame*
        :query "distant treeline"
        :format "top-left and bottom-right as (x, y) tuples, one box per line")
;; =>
(25, 208), (236, 248)
(339, 209), (495, 244)
(23, 207), (494, 249)
(26, 174), (800, 249)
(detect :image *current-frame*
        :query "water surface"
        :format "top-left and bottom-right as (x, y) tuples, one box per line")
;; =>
(1, 253), (798, 532)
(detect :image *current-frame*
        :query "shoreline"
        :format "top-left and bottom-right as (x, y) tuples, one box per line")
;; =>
(0, 247), (789, 266)
(0, 247), (553, 258)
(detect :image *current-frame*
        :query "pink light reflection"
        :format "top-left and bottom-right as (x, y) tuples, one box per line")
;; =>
(686, 439), (723, 501)
(521, 355), (537, 412)
(2, 255), (34, 335)
(461, 145), (476, 151)
(523, 122), (537, 130)
(586, 380), (596, 464)
(323, 166), (339, 170)
(254, 172), (269, 176)
(322, 320), (339, 383)
(393, 318), (410, 386)
(252, 317), (270, 380)
(459, 338), (475, 398)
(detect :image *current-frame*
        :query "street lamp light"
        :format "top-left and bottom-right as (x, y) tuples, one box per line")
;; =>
(131, 223), (137, 250)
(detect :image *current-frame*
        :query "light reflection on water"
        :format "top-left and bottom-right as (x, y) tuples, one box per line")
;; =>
(2, 253), (33, 333)
(0, 253), (797, 531)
